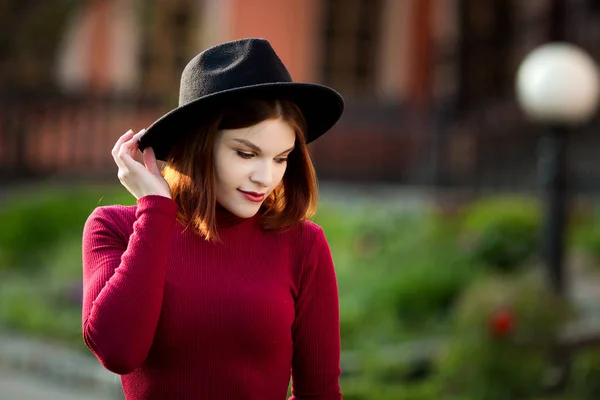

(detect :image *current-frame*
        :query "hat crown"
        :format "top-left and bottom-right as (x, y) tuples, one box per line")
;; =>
(178, 38), (292, 106)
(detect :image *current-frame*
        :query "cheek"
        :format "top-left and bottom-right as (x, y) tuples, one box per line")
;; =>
(213, 148), (228, 179)
(272, 164), (288, 186)
(216, 155), (253, 186)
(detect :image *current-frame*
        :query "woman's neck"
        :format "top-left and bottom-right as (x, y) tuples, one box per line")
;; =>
(215, 203), (248, 228)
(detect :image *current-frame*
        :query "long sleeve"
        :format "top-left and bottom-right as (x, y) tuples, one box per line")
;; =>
(289, 226), (342, 400)
(81, 195), (178, 375)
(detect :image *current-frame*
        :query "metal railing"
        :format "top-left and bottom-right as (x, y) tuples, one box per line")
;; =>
(2, 92), (600, 195)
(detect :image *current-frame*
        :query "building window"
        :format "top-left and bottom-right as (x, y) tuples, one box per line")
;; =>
(0, 1), (75, 89)
(138, 0), (197, 100)
(320, 0), (383, 99)
(456, 0), (514, 110)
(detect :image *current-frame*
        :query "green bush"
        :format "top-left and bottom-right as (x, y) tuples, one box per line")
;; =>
(568, 349), (600, 399)
(366, 212), (475, 328)
(436, 270), (573, 400)
(333, 210), (475, 345)
(571, 210), (600, 267)
(0, 184), (133, 349)
(0, 273), (84, 351)
(8, 184), (600, 399)
(339, 378), (446, 400)
(460, 196), (542, 272)
(0, 184), (133, 270)
(374, 245), (475, 327)
(0, 232), (105, 351)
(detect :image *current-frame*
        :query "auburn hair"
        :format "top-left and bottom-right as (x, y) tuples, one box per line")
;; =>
(161, 97), (319, 241)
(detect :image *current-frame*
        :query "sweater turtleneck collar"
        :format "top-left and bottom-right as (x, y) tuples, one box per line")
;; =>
(215, 203), (245, 228)
(215, 203), (265, 228)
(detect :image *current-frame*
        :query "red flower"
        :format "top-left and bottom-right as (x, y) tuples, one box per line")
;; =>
(489, 309), (515, 337)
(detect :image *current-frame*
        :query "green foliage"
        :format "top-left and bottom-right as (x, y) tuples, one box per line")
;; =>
(0, 184), (133, 270)
(572, 225), (600, 262)
(436, 271), (573, 400)
(459, 196), (542, 272)
(339, 377), (444, 400)
(0, 184), (134, 350)
(571, 207), (600, 267)
(329, 209), (476, 347)
(451, 271), (571, 339)
(568, 349), (600, 399)
(2, 184), (597, 399)
(0, 272), (85, 352)
(374, 243), (475, 326)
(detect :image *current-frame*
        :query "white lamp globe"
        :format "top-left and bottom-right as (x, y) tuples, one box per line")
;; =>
(516, 42), (600, 126)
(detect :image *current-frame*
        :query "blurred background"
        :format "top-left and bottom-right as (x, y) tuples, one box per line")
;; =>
(4, 0), (600, 399)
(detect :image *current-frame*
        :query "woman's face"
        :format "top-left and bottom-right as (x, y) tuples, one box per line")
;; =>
(214, 117), (296, 218)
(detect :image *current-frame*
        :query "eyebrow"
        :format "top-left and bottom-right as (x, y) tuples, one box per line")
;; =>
(233, 138), (295, 155)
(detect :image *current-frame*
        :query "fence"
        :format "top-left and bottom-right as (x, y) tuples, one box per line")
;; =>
(0, 91), (165, 184)
(2, 90), (600, 195)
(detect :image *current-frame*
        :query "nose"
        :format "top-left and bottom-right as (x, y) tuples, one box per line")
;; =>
(250, 160), (273, 188)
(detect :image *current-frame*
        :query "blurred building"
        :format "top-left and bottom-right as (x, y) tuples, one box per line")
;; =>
(3, 0), (600, 191)
(53, 0), (423, 102)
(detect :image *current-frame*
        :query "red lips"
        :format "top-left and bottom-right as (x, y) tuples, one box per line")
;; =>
(238, 190), (265, 202)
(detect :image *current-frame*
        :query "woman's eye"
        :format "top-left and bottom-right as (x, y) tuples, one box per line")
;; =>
(236, 151), (254, 159)
(275, 158), (288, 164)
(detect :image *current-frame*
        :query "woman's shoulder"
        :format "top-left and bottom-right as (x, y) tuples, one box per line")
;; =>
(299, 219), (325, 235)
(281, 219), (327, 246)
(282, 220), (333, 270)
(84, 203), (138, 237)
(88, 203), (137, 221)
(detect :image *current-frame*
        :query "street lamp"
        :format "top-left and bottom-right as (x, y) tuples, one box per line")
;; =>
(516, 42), (600, 296)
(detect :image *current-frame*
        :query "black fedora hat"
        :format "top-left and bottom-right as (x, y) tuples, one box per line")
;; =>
(138, 38), (344, 161)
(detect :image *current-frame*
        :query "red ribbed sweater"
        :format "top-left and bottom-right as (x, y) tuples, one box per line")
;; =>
(81, 195), (342, 399)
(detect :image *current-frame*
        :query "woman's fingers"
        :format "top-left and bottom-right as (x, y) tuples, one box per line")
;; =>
(119, 129), (145, 158)
(112, 129), (135, 154)
(115, 130), (161, 178)
(142, 147), (161, 175)
(111, 128), (171, 200)
(111, 129), (135, 169)
(116, 129), (144, 168)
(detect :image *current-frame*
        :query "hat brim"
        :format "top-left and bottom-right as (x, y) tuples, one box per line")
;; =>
(138, 82), (344, 161)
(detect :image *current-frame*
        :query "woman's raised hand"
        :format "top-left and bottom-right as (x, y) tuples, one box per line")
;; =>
(111, 129), (172, 200)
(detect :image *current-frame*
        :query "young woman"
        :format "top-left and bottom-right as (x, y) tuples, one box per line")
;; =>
(81, 38), (344, 399)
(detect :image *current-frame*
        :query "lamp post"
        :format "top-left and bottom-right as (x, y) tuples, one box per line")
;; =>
(516, 43), (600, 296)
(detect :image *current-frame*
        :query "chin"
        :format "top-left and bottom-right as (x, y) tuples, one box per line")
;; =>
(228, 205), (261, 219)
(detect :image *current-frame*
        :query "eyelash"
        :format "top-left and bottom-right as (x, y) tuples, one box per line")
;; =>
(236, 151), (254, 159)
(236, 151), (288, 164)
